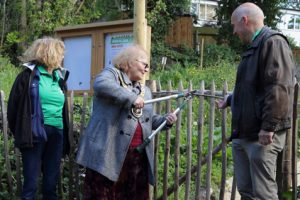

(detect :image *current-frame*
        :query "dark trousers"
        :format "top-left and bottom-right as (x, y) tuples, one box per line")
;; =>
(20, 125), (63, 200)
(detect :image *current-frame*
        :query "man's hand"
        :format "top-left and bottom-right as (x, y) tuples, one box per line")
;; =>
(258, 130), (274, 146)
(216, 95), (228, 109)
(216, 100), (227, 109)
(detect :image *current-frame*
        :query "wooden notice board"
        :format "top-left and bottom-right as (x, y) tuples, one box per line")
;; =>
(55, 19), (149, 93)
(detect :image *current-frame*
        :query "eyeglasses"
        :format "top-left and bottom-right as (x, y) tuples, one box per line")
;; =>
(136, 60), (149, 69)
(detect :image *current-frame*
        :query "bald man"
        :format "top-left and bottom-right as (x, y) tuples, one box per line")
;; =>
(217, 3), (295, 199)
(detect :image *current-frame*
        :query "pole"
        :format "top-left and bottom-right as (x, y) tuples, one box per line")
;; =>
(200, 37), (204, 69)
(133, 0), (146, 49)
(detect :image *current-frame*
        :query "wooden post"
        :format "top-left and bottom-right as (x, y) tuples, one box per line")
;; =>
(206, 81), (215, 200)
(153, 81), (162, 200)
(162, 81), (172, 200)
(230, 175), (237, 200)
(0, 91), (13, 193)
(68, 91), (75, 200)
(200, 37), (204, 69)
(291, 83), (299, 200)
(283, 130), (292, 193)
(174, 81), (183, 200)
(133, 0), (146, 49)
(15, 147), (22, 196)
(219, 81), (228, 200)
(75, 92), (88, 199)
(184, 82), (193, 200)
(195, 81), (205, 200)
(133, 0), (149, 83)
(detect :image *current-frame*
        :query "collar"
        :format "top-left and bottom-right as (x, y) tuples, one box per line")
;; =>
(248, 26), (270, 49)
(37, 66), (60, 81)
(23, 62), (36, 71)
(251, 28), (262, 42)
(22, 61), (70, 81)
(119, 69), (132, 86)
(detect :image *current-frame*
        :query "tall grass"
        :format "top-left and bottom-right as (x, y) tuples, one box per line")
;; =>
(0, 56), (21, 97)
(151, 61), (237, 90)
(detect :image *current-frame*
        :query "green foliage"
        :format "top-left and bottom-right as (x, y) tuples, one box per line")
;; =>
(146, 0), (170, 42)
(93, 0), (190, 43)
(150, 52), (237, 198)
(216, 0), (285, 52)
(151, 59), (237, 91)
(151, 42), (239, 72)
(94, 0), (129, 21)
(2, 32), (25, 65)
(203, 44), (239, 68)
(151, 42), (199, 69)
(282, 1), (300, 10)
(26, 0), (101, 37)
(0, 56), (21, 96)
(1, 0), (101, 64)
(0, 132), (18, 199)
(146, 0), (190, 42)
(286, 35), (299, 50)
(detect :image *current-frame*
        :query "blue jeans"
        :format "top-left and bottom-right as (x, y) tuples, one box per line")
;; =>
(20, 125), (63, 200)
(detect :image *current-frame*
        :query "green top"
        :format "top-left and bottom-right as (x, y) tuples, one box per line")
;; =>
(252, 28), (262, 42)
(38, 66), (65, 129)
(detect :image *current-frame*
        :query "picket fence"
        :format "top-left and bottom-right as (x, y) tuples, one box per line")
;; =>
(0, 80), (298, 200)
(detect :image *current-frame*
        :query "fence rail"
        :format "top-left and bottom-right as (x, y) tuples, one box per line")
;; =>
(0, 80), (298, 199)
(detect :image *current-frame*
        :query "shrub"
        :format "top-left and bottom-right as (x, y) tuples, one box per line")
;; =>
(202, 44), (239, 68)
(0, 56), (21, 96)
(150, 42), (239, 73)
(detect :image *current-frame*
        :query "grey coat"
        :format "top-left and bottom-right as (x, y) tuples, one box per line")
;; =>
(76, 67), (167, 185)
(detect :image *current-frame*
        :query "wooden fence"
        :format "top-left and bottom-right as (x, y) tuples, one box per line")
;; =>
(165, 16), (194, 48)
(0, 80), (299, 200)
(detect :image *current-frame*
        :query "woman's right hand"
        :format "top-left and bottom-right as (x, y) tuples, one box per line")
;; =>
(133, 96), (144, 109)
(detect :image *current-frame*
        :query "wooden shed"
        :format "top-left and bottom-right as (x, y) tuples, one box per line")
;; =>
(165, 16), (194, 48)
(165, 16), (218, 51)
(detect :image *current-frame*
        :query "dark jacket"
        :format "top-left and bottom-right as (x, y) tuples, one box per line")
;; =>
(7, 63), (70, 155)
(229, 26), (295, 140)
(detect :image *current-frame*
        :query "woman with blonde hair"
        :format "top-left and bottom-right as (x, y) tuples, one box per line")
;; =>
(76, 45), (177, 200)
(7, 37), (70, 199)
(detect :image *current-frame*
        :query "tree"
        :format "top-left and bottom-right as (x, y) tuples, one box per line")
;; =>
(147, 0), (190, 42)
(283, 0), (300, 10)
(94, 0), (190, 42)
(0, 0), (7, 46)
(0, 0), (101, 64)
(0, 0), (190, 63)
(216, 0), (286, 52)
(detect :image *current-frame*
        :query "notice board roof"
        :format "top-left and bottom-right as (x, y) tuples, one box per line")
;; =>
(55, 19), (134, 33)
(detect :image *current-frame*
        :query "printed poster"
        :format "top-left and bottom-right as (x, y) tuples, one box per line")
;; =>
(104, 32), (134, 67)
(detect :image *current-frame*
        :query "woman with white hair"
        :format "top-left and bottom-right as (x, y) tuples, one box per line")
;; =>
(76, 45), (177, 200)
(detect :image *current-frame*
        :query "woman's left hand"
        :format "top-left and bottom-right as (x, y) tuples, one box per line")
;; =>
(165, 113), (177, 125)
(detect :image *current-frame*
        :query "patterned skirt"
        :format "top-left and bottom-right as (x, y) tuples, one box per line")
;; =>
(83, 148), (150, 200)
